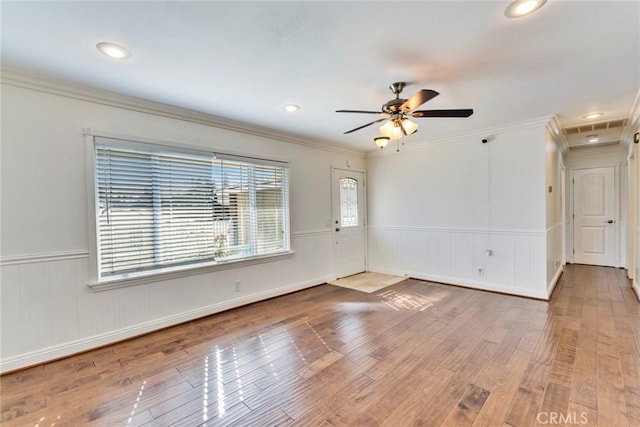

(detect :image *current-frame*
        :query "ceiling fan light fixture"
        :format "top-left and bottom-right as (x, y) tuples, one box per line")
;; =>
(504, 0), (547, 18)
(379, 121), (403, 140)
(374, 136), (390, 149)
(379, 118), (418, 139)
(401, 118), (418, 135)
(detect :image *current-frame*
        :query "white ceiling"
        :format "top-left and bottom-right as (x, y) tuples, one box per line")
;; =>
(2, 1), (639, 152)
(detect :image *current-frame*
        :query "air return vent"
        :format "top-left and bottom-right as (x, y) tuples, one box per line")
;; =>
(563, 118), (628, 135)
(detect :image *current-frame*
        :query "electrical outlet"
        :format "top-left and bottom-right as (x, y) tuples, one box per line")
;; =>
(234, 281), (240, 292)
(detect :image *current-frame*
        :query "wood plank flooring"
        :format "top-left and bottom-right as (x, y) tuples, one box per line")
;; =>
(1, 264), (639, 426)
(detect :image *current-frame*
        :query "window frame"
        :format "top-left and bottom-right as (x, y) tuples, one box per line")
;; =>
(84, 130), (293, 291)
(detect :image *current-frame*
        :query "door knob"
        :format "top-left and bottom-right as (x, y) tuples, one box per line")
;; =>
(607, 220), (614, 224)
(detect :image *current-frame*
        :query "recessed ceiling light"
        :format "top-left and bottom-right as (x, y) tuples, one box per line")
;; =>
(586, 134), (599, 143)
(582, 112), (604, 120)
(96, 42), (131, 59)
(284, 104), (300, 113)
(504, 0), (547, 18)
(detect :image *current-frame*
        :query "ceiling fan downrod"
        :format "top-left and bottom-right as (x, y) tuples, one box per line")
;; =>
(383, 82), (408, 114)
(389, 82), (406, 97)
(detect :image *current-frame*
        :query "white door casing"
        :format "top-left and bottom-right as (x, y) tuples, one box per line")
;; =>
(332, 168), (366, 278)
(573, 166), (616, 267)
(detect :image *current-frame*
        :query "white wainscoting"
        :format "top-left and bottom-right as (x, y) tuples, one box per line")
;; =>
(546, 222), (564, 296)
(367, 226), (548, 300)
(0, 230), (334, 373)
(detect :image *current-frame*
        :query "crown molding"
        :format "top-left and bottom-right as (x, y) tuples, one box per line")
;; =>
(622, 89), (640, 158)
(0, 67), (366, 158)
(366, 115), (554, 158)
(546, 116), (570, 155)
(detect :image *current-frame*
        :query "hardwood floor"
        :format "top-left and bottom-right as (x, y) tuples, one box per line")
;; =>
(1, 264), (639, 426)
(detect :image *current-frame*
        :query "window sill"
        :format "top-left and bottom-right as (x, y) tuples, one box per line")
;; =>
(88, 251), (295, 292)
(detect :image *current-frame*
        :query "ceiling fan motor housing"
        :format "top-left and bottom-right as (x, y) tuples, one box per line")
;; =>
(384, 82), (409, 113)
(382, 98), (408, 114)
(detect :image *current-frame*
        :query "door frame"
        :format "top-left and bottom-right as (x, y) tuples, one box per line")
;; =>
(561, 163), (567, 267)
(331, 166), (368, 278)
(627, 153), (636, 280)
(568, 163), (621, 266)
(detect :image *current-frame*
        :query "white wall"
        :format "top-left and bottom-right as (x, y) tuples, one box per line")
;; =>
(635, 141), (640, 296)
(632, 145), (639, 285)
(0, 80), (365, 372)
(632, 139), (640, 296)
(629, 94), (640, 298)
(545, 128), (564, 294)
(366, 124), (549, 299)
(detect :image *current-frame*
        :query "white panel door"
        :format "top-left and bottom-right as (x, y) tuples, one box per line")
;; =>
(573, 166), (615, 266)
(332, 169), (365, 278)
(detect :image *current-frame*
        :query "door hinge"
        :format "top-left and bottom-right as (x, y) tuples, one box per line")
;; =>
(573, 248), (575, 254)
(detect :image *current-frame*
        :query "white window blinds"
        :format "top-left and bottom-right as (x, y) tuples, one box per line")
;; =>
(94, 138), (290, 279)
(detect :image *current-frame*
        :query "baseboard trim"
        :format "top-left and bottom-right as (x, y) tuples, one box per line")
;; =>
(367, 266), (548, 300)
(633, 278), (640, 302)
(0, 275), (331, 373)
(547, 266), (564, 298)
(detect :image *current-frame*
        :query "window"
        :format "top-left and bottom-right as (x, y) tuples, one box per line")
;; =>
(93, 137), (290, 281)
(339, 177), (358, 227)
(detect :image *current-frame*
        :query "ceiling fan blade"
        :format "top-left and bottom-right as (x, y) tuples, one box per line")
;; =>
(343, 117), (388, 134)
(411, 109), (474, 118)
(336, 109), (386, 114)
(399, 89), (439, 112)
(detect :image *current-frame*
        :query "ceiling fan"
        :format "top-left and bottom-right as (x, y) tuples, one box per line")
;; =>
(336, 82), (473, 144)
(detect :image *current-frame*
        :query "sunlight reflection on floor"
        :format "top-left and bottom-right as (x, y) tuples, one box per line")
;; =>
(216, 347), (225, 418)
(126, 380), (146, 426)
(202, 356), (209, 422)
(231, 346), (244, 403)
(259, 333), (279, 379)
(33, 414), (61, 427)
(194, 317), (344, 424)
(335, 301), (385, 312)
(376, 289), (437, 311)
(304, 319), (333, 352)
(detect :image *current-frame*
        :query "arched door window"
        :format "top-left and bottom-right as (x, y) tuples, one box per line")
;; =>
(340, 177), (358, 227)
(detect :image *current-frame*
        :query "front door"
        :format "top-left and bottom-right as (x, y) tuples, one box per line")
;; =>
(332, 169), (366, 278)
(573, 166), (616, 266)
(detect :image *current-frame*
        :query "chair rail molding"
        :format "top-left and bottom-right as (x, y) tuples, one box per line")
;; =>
(0, 250), (89, 266)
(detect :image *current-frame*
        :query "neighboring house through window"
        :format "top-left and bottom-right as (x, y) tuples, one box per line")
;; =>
(92, 136), (290, 282)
